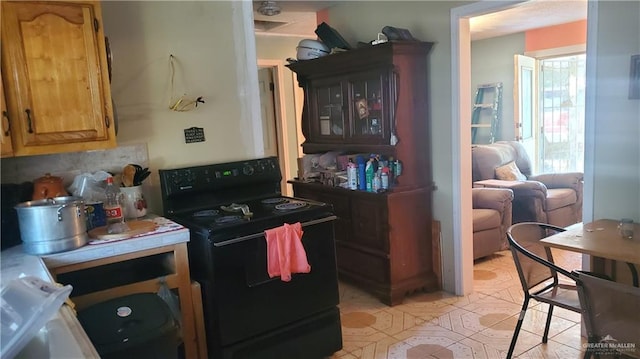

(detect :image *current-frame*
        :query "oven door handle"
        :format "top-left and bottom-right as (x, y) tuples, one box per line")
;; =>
(213, 215), (338, 247)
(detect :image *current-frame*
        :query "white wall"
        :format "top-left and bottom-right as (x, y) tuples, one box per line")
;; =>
(471, 33), (525, 141)
(591, 1), (640, 221)
(101, 1), (261, 213)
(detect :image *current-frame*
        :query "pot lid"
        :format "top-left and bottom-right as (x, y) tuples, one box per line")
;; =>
(15, 196), (84, 208)
(33, 173), (64, 184)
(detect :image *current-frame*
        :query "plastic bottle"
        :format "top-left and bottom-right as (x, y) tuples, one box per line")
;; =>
(365, 159), (374, 192)
(395, 159), (403, 177)
(372, 172), (381, 192)
(347, 159), (358, 190)
(356, 156), (367, 191)
(390, 131), (398, 146)
(381, 167), (389, 189)
(104, 177), (129, 234)
(369, 154), (379, 173)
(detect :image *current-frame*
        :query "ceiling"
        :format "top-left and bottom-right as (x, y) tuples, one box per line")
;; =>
(253, 1), (338, 37)
(470, 0), (587, 40)
(253, 0), (588, 40)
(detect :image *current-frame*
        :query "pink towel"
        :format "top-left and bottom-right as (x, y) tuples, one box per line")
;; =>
(264, 222), (311, 282)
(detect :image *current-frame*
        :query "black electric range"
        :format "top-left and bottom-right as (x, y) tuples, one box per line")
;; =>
(159, 157), (342, 359)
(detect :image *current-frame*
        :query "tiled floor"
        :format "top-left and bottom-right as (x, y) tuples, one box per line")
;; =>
(331, 249), (586, 359)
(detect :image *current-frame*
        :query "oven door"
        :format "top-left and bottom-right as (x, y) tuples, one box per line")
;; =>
(204, 216), (339, 347)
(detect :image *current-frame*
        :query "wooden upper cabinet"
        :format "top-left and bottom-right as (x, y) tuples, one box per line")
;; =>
(1, 75), (14, 158)
(288, 41), (434, 190)
(1, 0), (116, 156)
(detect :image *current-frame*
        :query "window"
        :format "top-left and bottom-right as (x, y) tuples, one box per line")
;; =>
(539, 54), (585, 173)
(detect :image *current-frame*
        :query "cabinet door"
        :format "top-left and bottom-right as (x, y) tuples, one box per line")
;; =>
(347, 70), (389, 144)
(308, 77), (346, 143)
(1, 1), (116, 156)
(1, 75), (14, 158)
(350, 195), (389, 252)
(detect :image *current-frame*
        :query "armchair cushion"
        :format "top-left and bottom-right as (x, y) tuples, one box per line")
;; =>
(473, 209), (501, 232)
(546, 188), (578, 211)
(472, 142), (533, 181)
(495, 161), (527, 181)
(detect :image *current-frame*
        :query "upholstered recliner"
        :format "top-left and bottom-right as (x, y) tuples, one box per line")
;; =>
(472, 141), (583, 227)
(473, 188), (514, 260)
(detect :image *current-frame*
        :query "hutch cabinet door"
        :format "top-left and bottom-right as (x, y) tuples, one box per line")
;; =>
(1, 1), (116, 156)
(308, 77), (347, 143)
(347, 70), (390, 145)
(349, 195), (389, 252)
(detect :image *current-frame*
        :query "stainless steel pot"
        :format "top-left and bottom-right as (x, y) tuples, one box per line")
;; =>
(15, 196), (88, 255)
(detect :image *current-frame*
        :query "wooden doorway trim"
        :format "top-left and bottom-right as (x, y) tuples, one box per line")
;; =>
(257, 59), (292, 196)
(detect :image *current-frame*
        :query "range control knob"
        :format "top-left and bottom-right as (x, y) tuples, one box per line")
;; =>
(242, 164), (254, 176)
(172, 173), (181, 184)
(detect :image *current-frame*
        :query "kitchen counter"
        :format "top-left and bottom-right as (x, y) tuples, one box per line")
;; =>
(41, 217), (188, 268)
(0, 216), (191, 358)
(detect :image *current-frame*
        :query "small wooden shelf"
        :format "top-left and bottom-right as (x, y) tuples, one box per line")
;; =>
(43, 220), (204, 358)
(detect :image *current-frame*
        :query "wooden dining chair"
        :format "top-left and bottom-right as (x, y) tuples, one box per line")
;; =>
(574, 270), (640, 359)
(506, 222), (582, 359)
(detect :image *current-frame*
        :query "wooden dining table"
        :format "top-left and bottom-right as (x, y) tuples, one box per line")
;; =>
(541, 219), (640, 286)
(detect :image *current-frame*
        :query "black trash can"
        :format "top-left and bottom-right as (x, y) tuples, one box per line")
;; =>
(78, 293), (179, 359)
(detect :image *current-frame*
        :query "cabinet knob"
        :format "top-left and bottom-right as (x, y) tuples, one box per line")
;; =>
(2, 111), (10, 136)
(25, 109), (33, 133)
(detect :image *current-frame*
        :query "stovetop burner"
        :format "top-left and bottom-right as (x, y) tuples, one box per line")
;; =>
(274, 201), (308, 211)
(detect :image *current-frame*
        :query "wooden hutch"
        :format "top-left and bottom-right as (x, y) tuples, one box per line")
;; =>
(287, 41), (437, 306)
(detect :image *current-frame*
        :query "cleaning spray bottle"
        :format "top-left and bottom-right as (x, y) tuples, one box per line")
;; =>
(365, 158), (374, 192)
(356, 156), (367, 191)
(347, 159), (358, 190)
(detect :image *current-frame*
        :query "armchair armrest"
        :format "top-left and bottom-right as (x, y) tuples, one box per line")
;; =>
(509, 180), (548, 201)
(474, 179), (548, 200)
(529, 172), (583, 190)
(472, 188), (513, 212)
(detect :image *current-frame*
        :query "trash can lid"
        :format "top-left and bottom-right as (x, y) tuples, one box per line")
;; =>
(78, 293), (176, 349)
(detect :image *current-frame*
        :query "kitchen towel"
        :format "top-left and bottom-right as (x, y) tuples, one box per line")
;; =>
(264, 222), (311, 282)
